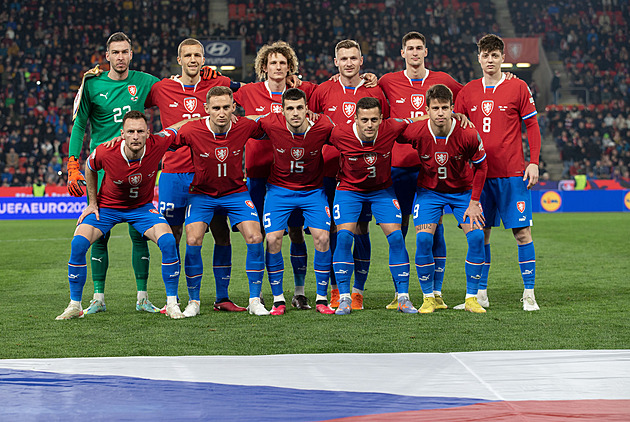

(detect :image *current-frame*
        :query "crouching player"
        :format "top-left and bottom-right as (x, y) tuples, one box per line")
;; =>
(256, 88), (336, 315)
(56, 111), (188, 320)
(330, 97), (414, 315)
(400, 84), (488, 313)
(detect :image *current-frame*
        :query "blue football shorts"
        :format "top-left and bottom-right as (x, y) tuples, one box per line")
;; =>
(412, 188), (482, 227)
(333, 187), (401, 226)
(480, 177), (533, 229)
(263, 184), (331, 233)
(185, 191), (259, 229)
(80, 203), (167, 237)
(158, 172), (193, 226)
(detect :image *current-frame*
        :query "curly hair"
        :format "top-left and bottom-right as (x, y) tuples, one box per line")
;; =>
(254, 41), (299, 81)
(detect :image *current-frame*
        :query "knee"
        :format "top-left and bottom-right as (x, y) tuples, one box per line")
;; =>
(416, 232), (433, 255)
(312, 230), (330, 251)
(513, 227), (532, 244)
(466, 229), (485, 252)
(245, 231), (263, 245)
(185, 227), (204, 246)
(71, 235), (91, 257)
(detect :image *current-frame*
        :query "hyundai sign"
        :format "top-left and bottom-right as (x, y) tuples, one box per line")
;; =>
(202, 40), (242, 67)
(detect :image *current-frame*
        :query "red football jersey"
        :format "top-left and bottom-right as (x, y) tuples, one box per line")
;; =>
(87, 130), (177, 209)
(234, 80), (317, 178)
(146, 76), (232, 173)
(174, 117), (264, 197)
(454, 75), (538, 178)
(400, 119), (486, 197)
(330, 118), (409, 192)
(258, 112), (334, 190)
(310, 79), (391, 177)
(379, 69), (463, 168)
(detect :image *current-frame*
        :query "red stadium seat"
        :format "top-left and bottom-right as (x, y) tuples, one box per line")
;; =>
(228, 4), (237, 19)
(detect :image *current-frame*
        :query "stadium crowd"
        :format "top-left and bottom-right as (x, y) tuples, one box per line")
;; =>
(1, 0), (629, 188)
(548, 102), (630, 182)
(0, 0), (212, 187)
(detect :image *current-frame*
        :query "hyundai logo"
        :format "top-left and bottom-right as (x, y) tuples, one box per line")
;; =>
(206, 42), (230, 56)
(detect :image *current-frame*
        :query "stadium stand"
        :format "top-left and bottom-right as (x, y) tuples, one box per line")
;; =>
(1, 0), (628, 186)
(0, 0), (212, 187)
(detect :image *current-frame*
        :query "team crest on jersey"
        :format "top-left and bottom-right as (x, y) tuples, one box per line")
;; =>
(215, 147), (229, 162)
(128, 85), (137, 96)
(149, 208), (159, 214)
(245, 200), (255, 209)
(129, 173), (142, 186)
(481, 100), (494, 116)
(363, 152), (377, 165)
(291, 147), (304, 160)
(271, 103), (283, 114)
(343, 102), (356, 118)
(411, 94), (425, 110)
(184, 97), (197, 113)
(393, 199), (400, 210)
(517, 201), (526, 213)
(325, 206), (331, 218)
(435, 152), (449, 166)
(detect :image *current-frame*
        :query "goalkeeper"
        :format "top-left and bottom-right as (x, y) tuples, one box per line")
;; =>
(68, 32), (220, 314)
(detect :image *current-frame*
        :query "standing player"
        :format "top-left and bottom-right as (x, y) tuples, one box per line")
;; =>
(57, 111), (186, 320)
(233, 41), (318, 310)
(454, 34), (541, 311)
(175, 86), (269, 315)
(256, 88), (336, 315)
(330, 97), (413, 315)
(67, 32), (160, 314)
(145, 38), (246, 316)
(310, 39), (390, 310)
(401, 84), (488, 313)
(379, 32), (462, 310)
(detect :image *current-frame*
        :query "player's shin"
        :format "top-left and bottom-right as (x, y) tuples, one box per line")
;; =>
(432, 223), (447, 293)
(332, 229), (354, 295)
(352, 233), (371, 291)
(90, 232), (109, 293)
(518, 242), (536, 289)
(246, 242), (265, 298)
(314, 249), (332, 297)
(184, 245), (203, 301)
(465, 230), (485, 295)
(69, 236), (91, 301)
(266, 250), (285, 298)
(290, 241), (307, 293)
(158, 234), (180, 298)
(387, 230), (410, 294)
(329, 230), (338, 288)
(213, 244), (232, 302)
(479, 243), (491, 290)
(415, 232), (435, 295)
(129, 225), (150, 292)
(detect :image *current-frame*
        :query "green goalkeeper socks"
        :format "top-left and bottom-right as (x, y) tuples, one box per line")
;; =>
(90, 231), (110, 294)
(129, 224), (150, 292)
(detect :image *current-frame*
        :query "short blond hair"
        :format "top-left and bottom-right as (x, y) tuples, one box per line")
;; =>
(178, 38), (204, 58)
(254, 41), (299, 81)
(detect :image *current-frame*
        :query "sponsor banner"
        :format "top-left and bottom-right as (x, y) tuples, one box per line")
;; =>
(532, 190), (630, 212)
(0, 197), (87, 220)
(503, 38), (539, 64)
(201, 40), (242, 67)
(0, 185), (71, 197)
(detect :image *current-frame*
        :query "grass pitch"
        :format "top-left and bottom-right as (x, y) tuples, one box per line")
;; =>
(0, 213), (628, 358)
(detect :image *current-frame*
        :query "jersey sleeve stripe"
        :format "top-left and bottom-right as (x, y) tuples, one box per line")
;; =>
(522, 111), (538, 120)
(472, 154), (486, 164)
(165, 128), (178, 136)
(86, 156), (95, 172)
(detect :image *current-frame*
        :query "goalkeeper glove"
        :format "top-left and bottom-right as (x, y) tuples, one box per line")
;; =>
(200, 66), (222, 80)
(67, 156), (87, 197)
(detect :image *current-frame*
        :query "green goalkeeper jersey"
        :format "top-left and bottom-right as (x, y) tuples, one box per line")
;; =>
(69, 70), (159, 158)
